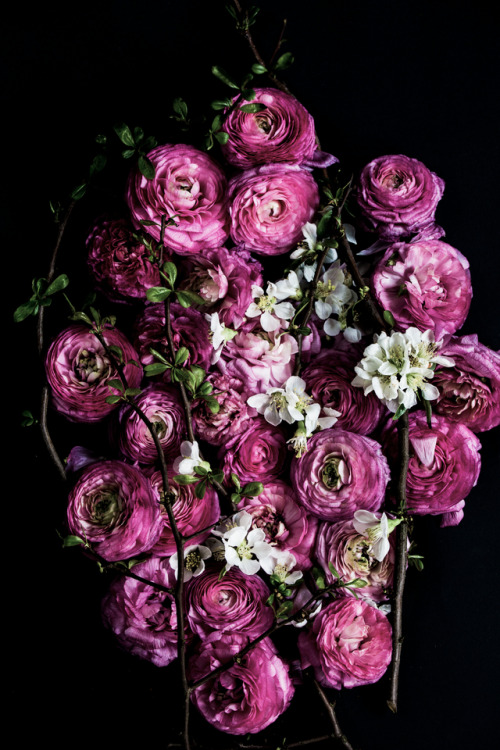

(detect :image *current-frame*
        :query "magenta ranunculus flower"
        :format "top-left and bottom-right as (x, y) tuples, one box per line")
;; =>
(113, 384), (185, 464)
(299, 598), (392, 689)
(433, 334), (500, 432)
(221, 417), (288, 485)
(372, 240), (472, 340)
(192, 372), (257, 447)
(186, 567), (273, 639)
(220, 88), (337, 169)
(86, 217), (160, 302)
(356, 154), (445, 239)
(228, 164), (319, 255)
(315, 518), (395, 602)
(46, 324), (143, 423)
(67, 460), (162, 561)
(149, 469), (220, 556)
(240, 481), (318, 570)
(126, 143), (229, 255)
(101, 557), (189, 667)
(189, 632), (294, 735)
(291, 429), (390, 522)
(381, 412), (481, 518)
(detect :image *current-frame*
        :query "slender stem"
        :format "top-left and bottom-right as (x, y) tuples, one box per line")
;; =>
(165, 298), (195, 444)
(40, 385), (66, 481)
(313, 680), (355, 750)
(336, 232), (387, 332)
(238, 737), (332, 750)
(83, 547), (174, 595)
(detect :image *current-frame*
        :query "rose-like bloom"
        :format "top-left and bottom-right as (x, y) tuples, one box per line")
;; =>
(302, 342), (384, 435)
(356, 154), (445, 239)
(372, 240), (472, 340)
(315, 517), (397, 602)
(189, 633), (294, 735)
(290, 429), (390, 522)
(240, 480), (318, 570)
(46, 324), (142, 423)
(149, 469), (220, 557)
(298, 598), (392, 689)
(228, 164), (319, 255)
(126, 143), (229, 255)
(67, 460), (162, 561)
(113, 384), (185, 464)
(220, 88), (337, 169)
(433, 334), (500, 432)
(86, 217), (160, 302)
(134, 302), (211, 375)
(180, 245), (263, 328)
(192, 372), (257, 446)
(221, 417), (288, 485)
(101, 557), (189, 667)
(186, 567), (273, 639)
(381, 412), (481, 518)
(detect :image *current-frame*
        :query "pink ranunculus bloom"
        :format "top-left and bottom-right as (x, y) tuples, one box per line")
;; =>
(381, 412), (481, 519)
(191, 371), (257, 447)
(189, 632), (294, 735)
(67, 460), (162, 561)
(221, 417), (288, 485)
(180, 245), (263, 328)
(315, 518), (396, 602)
(126, 143), (229, 255)
(433, 334), (500, 433)
(290, 429), (390, 522)
(240, 480), (318, 570)
(228, 164), (319, 255)
(45, 324), (143, 423)
(186, 567), (273, 639)
(113, 384), (185, 464)
(220, 88), (337, 169)
(372, 240), (472, 340)
(149, 469), (220, 556)
(86, 217), (161, 302)
(298, 598), (392, 689)
(101, 556), (190, 667)
(356, 154), (445, 239)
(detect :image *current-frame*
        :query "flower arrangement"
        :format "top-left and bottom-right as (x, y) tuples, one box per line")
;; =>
(11, 2), (499, 749)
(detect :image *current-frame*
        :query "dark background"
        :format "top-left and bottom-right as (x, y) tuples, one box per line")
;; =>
(3, 1), (499, 748)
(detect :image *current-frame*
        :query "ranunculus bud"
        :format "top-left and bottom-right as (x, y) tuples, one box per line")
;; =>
(221, 417), (288, 485)
(45, 324), (142, 423)
(67, 460), (162, 561)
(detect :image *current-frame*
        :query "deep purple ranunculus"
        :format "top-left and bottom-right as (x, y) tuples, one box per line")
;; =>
(101, 557), (190, 667)
(221, 417), (288, 485)
(228, 164), (319, 255)
(433, 334), (500, 432)
(126, 144), (229, 255)
(186, 567), (273, 639)
(298, 598), (392, 689)
(86, 217), (160, 302)
(315, 518), (395, 602)
(372, 240), (472, 340)
(191, 371), (257, 447)
(220, 88), (337, 169)
(67, 460), (162, 561)
(46, 324), (143, 423)
(356, 154), (445, 239)
(302, 341), (384, 435)
(189, 632), (294, 735)
(290, 429), (390, 522)
(113, 384), (185, 464)
(149, 469), (220, 556)
(381, 412), (481, 519)
(240, 481), (318, 570)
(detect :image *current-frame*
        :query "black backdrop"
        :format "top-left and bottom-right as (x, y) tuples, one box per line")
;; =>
(4, 1), (499, 748)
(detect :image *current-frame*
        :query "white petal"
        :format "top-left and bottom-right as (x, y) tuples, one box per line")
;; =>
(247, 393), (270, 412)
(261, 311), (280, 332)
(315, 300), (333, 320)
(274, 301), (295, 320)
(323, 318), (341, 337)
(239, 558), (261, 575)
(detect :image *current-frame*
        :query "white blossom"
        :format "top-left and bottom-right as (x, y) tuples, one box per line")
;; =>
(205, 312), (237, 364)
(173, 440), (211, 475)
(169, 544), (212, 582)
(245, 272), (300, 332)
(213, 511), (273, 576)
(260, 549), (303, 584)
(353, 510), (401, 562)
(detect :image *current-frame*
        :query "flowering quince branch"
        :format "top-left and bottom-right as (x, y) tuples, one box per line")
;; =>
(312, 678), (355, 750)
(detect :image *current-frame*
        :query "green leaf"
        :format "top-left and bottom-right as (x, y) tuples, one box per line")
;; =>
(251, 63), (267, 74)
(203, 395), (220, 414)
(105, 394), (122, 405)
(274, 52), (294, 71)
(71, 183), (87, 201)
(210, 471), (224, 484)
(144, 362), (169, 376)
(195, 478), (207, 499)
(62, 535), (85, 548)
(175, 291), (191, 308)
(178, 289), (205, 306)
(139, 219), (160, 227)
(146, 286), (171, 303)
(114, 122), (135, 147)
(392, 404), (407, 421)
(138, 154), (155, 180)
(242, 481), (264, 497)
(174, 347), (189, 366)
(328, 562), (341, 579)
(266, 593), (275, 606)
(241, 88), (256, 101)
(45, 274), (69, 296)
(276, 600), (293, 618)
(312, 566), (326, 590)
(89, 306), (100, 325)
(107, 344), (124, 363)
(90, 153), (107, 175)
(296, 327), (311, 336)
(383, 309), (396, 328)
(214, 131), (230, 145)
(348, 578), (368, 588)
(162, 261), (177, 287)
(316, 210), (333, 240)
(21, 409), (37, 427)
(124, 388), (142, 397)
(231, 473), (241, 491)
(107, 379), (124, 392)
(13, 300), (38, 322)
(95, 134), (107, 145)
(172, 97), (188, 118)
(133, 126), (144, 143)
(423, 396), (433, 429)
(211, 98), (233, 110)
(197, 381), (212, 396)
(194, 465), (209, 477)
(240, 102), (266, 114)
(122, 148), (136, 159)
(69, 310), (92, 325)
(231, 492), (242, 504)
(190, 366), (206, 390)
(173, 474), (199, 485)
(211, 65), (239, 89)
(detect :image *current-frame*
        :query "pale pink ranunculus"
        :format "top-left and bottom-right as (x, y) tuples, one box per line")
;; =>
(45, 324), (142, 423)
(228, 164), (319, 255)
(189, 632), (294, 735)
(191, 371), (257, 447)
(372, 240), (472, 340)
(126, 143), (229, 255)
(299, 598), (392, 689)
(221, 417), (288, 485)
(220, 88), (337, 169)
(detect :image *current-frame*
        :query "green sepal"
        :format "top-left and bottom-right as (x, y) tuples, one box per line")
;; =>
(383, 309), (396, 328)
(266, 593), (275, 606)
(122, 148), (136, 159)
(211, 98), (233, 110)
(231, 492), (242, 504)
(392, 404), (407, 421)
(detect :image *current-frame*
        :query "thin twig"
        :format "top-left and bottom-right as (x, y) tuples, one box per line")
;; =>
(40, 385), (66, 480)
(239, 737), (332, 750)
(313, 680), (355, 750)
(165, 298), (195, 444)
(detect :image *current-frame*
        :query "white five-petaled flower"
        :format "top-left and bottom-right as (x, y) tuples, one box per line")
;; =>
(173, 440), (211, 476)
(286, 404), (341, 457)
(245, 271), (300, 332)
(291, 222), (339, 282)
(353, 510), (401, 562)
(260, 549), (303, 585)
(314, 261), (361, 342)
(213, 511), (273, 576)
(169, 544), (212, 582)
(247, 376), (313, 427)
(205, 312), (238, 364)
